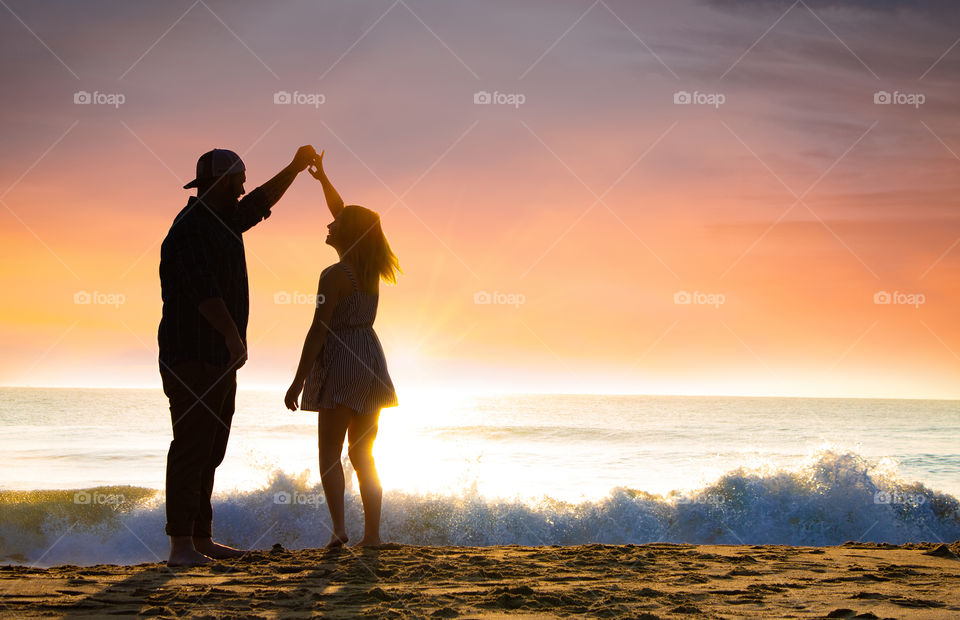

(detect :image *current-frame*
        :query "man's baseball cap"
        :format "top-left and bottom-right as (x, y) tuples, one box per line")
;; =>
(183, 149), (246, 189)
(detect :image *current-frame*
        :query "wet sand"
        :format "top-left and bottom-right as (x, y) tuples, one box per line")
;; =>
(1, 541), (958, 618)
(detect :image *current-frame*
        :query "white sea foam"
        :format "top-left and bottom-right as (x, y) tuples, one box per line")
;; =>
(3, 449), (957, 566)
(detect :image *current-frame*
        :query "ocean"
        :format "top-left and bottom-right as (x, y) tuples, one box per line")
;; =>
(1, 388), (959, 566)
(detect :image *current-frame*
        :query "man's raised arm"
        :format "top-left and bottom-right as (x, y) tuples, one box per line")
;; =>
(237, 145), (316, 231)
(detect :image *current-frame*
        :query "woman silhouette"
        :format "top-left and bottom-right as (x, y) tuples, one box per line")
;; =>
(285, 151), (400, 548)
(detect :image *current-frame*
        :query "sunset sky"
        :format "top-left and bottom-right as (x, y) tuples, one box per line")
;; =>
(2, 0), (960, 398)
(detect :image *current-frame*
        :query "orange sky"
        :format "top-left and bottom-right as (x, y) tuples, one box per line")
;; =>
(2, 0), (960, 397)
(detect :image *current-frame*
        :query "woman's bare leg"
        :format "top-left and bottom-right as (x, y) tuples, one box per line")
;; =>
(348, 410), (383, 546)
(318, 406), (351, 547)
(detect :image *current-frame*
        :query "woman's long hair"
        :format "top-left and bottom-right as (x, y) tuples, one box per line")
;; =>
(337, 204), (401, 286)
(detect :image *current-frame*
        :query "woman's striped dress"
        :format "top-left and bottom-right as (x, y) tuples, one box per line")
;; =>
(300, 262), (398, 415)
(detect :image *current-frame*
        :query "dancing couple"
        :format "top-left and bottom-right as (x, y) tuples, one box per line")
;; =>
(158, 145), (399, 566)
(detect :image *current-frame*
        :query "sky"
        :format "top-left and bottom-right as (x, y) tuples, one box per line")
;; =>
(1, 0), (960, 398)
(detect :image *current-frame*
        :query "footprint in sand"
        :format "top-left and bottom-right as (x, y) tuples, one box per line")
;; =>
(888, 596), (947, 609)
(825, 609), (864, 618)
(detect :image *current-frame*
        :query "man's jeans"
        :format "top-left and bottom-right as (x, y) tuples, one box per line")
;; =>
(160, 360), (237, 538)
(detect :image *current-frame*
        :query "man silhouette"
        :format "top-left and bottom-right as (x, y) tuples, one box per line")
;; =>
(158, 146), (316, 566)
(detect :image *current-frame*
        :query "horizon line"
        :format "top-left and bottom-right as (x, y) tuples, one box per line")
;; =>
(1, 384), (958, 402)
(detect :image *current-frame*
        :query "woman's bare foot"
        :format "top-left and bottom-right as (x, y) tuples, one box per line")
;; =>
(193, 538), (247, 559)
(325, 532), (349, 548)
(352, 536), (383, 548)
(167, 547), (214, 567)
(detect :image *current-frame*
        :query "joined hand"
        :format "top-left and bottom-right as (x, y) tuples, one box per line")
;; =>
(307, 150), (325, 180)
(292, 145), (318, 172)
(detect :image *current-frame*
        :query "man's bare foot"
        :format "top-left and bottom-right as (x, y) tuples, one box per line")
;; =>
(325, 532), (349, 549)
(352, 536), (383, 548)
(167, 547), (214, 567)
(192, 538), (247, 559)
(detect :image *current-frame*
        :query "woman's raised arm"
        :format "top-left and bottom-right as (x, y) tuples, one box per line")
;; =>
(308, 150), (345, 219)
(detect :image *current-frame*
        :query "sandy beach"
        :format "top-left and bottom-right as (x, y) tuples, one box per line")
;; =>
(1, 541), (957, 618)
